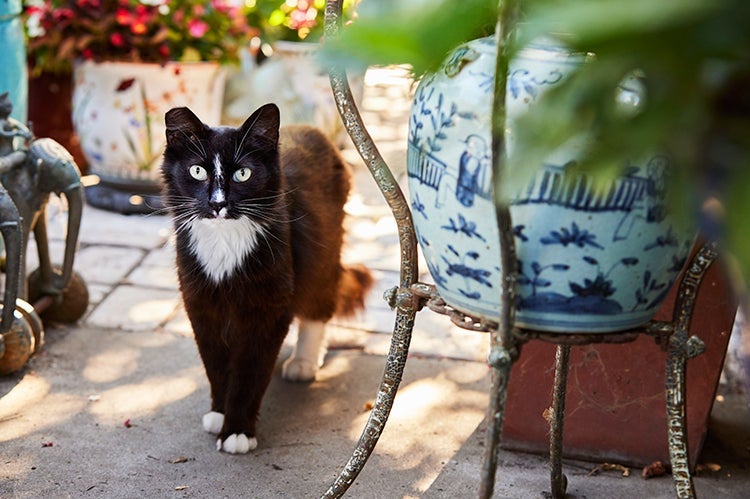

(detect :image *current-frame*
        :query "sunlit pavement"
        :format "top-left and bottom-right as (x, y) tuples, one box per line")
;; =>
(1, 67), (748, 498)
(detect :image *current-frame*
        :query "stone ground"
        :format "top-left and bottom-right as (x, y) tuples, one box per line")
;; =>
(1, 67), (749, 498)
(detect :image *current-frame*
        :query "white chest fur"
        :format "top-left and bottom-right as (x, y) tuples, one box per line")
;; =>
(187, 217), (264, 283)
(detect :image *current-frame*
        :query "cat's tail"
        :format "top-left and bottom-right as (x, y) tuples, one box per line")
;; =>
(335, 264), (375, 318)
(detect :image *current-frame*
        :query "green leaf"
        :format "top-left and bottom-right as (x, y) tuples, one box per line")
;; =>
(321, 0), (497, 76)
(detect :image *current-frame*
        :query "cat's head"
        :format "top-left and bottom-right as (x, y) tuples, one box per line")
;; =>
(162, 103), (281, 223)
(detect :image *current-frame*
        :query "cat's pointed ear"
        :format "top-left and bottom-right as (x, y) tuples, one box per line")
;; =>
(165, 107), (206, 146)
(240, 103), (280, 150)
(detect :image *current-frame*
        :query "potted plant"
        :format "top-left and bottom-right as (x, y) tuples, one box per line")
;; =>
(223, 0), (361, 145)
(24, 0), (258, 213)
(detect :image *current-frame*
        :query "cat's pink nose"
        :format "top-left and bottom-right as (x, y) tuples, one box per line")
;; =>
(210, 200), (227, 218)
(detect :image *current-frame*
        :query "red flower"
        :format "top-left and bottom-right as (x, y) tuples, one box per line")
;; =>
(53, 7), (75, 22)
(131, 21), (148, 35)
(114, 7), (132, 25)
(110, 32), (125, 47)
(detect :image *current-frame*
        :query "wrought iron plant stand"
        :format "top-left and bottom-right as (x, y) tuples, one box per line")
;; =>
(322, 2), (711, 497)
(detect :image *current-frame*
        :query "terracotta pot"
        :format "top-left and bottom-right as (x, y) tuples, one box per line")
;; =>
(224, 40), (364, 148)
(27, 71), (87, 173)
(501, 244), (736, 466)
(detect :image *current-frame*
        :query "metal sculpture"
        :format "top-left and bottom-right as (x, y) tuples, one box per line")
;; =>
(0, 93), (88, 375)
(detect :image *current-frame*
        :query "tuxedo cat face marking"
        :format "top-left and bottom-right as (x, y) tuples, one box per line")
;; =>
(187, 216), (264, 283)
(209, 154), (227, 218)
(163, 105), (282, 282)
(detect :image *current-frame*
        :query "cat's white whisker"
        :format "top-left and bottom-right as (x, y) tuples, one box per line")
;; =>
(233, 111), (264, 162)
(175, 128), (207, 160)
(234, 147), (263, 164)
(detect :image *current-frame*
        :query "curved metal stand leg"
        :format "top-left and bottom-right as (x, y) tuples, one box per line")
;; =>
(549, 345), (571, 499)
(665, 241), (717, 498)
(322, 305), (417, 497)
(322, 2), (421, 496)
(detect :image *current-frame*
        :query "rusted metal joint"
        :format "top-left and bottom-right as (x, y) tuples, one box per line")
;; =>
(383, 285), (422, 313)
(645, 320), (675, 351)
(487, 342), (519, 370)
(686, 335), (706, 359)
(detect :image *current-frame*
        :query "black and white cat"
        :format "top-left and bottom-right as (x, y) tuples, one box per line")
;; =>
(161, 103), (372, 453)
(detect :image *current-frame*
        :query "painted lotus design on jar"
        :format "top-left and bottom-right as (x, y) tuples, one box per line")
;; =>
(407, 36), (695, 333)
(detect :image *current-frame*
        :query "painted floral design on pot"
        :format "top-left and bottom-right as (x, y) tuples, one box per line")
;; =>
(72, 60), (226, 185)
(407, 36), (695, 333)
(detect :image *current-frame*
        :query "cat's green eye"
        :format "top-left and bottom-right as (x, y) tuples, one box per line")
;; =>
(189, 165), (207, 181)
(233, 168), (252, 183)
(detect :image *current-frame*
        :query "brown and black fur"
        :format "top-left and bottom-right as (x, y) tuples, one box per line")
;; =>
(161, 103), (372, 447)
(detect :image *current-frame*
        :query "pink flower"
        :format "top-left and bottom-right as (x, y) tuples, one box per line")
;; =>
(188, 19), (209, 38)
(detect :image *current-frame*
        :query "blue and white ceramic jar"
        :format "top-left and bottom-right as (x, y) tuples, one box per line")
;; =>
(407, 36), (695, 333)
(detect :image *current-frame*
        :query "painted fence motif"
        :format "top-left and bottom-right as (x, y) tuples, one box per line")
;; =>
(408, 142), (654, 213)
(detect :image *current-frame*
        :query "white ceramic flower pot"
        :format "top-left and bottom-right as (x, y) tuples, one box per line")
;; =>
(225, 41), (363, 146)
(407, 36), (695, 333)
(72, 60), (226, 188)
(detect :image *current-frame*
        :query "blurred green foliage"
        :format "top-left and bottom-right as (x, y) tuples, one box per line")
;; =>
(321, 0), (498, 75)
(323, 0), (750, 289)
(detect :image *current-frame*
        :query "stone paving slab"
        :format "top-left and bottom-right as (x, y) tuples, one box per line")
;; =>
(78, 205), (172, 250)
(85, 285), (180, 332)
(74, 245), (147, 287)
(2, 325), (745, 498)
(126, 260), (180, 291)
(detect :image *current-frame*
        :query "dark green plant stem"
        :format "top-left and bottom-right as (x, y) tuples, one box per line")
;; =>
(481, 1), (522, 497)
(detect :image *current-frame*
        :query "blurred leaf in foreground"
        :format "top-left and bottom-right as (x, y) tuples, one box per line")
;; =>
(320, 0), (497, 76)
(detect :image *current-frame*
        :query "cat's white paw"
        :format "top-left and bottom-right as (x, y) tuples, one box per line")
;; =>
(216, 433), (258, 454)
(282, 357), (319, 382)
(202, 411), (224, 434)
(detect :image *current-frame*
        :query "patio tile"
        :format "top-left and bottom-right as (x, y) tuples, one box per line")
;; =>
(77, 205), (172, 249)
(162, 302), (193, 338)
(73, 245), (146, 286)
(364, 311), (490, 364)
(85, 283), (113, 307)
(85, 285), (180, 332)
